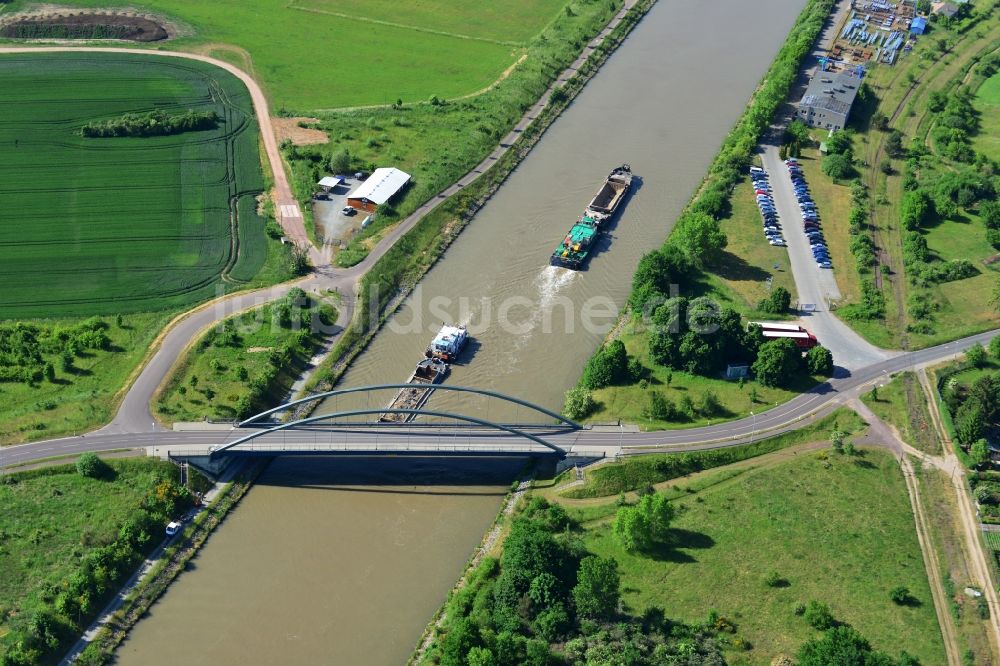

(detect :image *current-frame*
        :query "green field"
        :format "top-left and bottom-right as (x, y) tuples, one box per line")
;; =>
(973, 73), (1000, 162)
(566, 449), (945, 664)
(0, 52), (271, 319)
(0, 0), (564, 110)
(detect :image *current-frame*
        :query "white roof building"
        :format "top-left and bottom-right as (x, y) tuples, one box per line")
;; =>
(347, 168), (411, 205)
(317, 176), (343, 189)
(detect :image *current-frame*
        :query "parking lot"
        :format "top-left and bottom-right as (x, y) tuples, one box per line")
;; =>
(758, 145), (896, 370)
(312, 175), (365, 247)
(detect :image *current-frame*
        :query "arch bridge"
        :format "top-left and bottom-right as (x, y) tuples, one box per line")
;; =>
(203, 385), (583, 460)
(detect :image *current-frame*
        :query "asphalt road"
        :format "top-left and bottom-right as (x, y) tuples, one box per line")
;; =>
(4, 327), (995, 469)
(760, 145), (897, 371)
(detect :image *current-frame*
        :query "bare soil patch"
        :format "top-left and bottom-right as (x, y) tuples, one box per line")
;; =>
(273, 117), (329, 146)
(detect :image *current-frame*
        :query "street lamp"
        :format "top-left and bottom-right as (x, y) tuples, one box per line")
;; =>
(750, 411), (756, 445)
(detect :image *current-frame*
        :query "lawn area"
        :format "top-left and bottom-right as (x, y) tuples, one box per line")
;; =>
(861, 370), (941, 454)
(973, 72), (1000, 162)
(713, 178), (798, 310)
(155, 289), (336, 423)
(0, 52), (279, 319)
(0, 311), (175, 445)
(0, 457), (199, 663)
(567, 449), (946, 664)
(0, 0), (568, 110)
(584, 329), (823, 431)
(552, 407), (865, 498)
(291, 0), (565, 44)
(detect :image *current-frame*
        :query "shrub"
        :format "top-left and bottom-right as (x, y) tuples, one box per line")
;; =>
(764, 571), (784, 587)
(563, 387), (596, 420)
(889, 585), (912, 605)
(803, 600), (835, 630)
(76, 452), (111, 480)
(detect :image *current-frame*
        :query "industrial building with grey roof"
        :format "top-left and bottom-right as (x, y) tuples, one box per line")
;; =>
(796, 69), (862, 132)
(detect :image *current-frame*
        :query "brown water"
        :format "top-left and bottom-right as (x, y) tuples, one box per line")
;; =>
(115, 458), (519, 665)
(117, 0), (808, 662)
(327, 0), (807, 421)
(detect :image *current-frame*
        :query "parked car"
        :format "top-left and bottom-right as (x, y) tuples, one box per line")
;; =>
(769, 239), (787, 246)
(818, 261), (833, 269)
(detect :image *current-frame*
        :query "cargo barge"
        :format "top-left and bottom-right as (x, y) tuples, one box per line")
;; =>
(550, 164), (633, 270)
(380, 324), (470, 423)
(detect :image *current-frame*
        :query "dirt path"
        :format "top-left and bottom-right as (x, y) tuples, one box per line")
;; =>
(851, 399), (963, 664)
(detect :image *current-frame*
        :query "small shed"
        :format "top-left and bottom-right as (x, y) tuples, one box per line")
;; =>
(346, 167), (411, 213)
(910, 16), (927, 34)
(317, 176), (344, 192)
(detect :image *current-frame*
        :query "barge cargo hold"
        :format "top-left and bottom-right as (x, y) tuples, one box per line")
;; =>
(378, 358), (448, 423)
(550, 164), (632, 270)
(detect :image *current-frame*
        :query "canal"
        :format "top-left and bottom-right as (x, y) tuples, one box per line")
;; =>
(117, 0), (807, 662)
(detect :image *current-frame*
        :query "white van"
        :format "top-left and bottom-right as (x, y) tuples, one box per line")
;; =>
(165, 521), (182, 536)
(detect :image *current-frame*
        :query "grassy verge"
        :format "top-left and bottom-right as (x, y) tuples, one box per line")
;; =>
(713, 179), (798, 309)
(584, 329), (823, 430)
(0, 457), (204, 664)
(973, 72), (1000, 161)
(861, 371), (942, 454)
(568, 448), (945, 664)
(561, 407), (865, 498)
(154, 289), (336, 424)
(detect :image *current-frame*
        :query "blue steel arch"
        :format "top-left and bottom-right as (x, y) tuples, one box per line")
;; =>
(239, 384), (581, 429)
(213, 408), (566, 458)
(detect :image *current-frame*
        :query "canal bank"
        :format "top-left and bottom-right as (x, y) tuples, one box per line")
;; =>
(109, 0), (813, 661)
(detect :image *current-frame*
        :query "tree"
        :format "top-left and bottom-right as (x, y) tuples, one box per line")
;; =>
(329, 148), (351, 174)
(966, 343), (987, 367)
(803, 600), (835, 630)
(752, 338), (803, 388)
(797, 626), (893, 666)
(885, 130), (905, 157)
(970, 438), (990, 469)
(439, 618), (480, 666)
(581, 340), (630, 389)
(563, 387), (596, 420)
(76, 452), (111, 480)
(642, 391), (675, 421)
(806, 345), (834, 376)
(613, 493), (674, 552)
(668, 212), (728, 268)
(43, 362), (55, 383)
(572, 556), (620, 620)
(825, 130), (853, 155)
(758, 286), (792, 314)
(988, 335), (1000, 360)
(466, 647), (497, 666)
(872, 112), (889, 131)
(822, 153), (854, 180)
(786, 120), (811, 144)
(613, 504), (651, 552)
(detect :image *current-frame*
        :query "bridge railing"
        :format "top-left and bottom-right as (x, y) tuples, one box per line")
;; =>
(212, 407), (567, 458)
